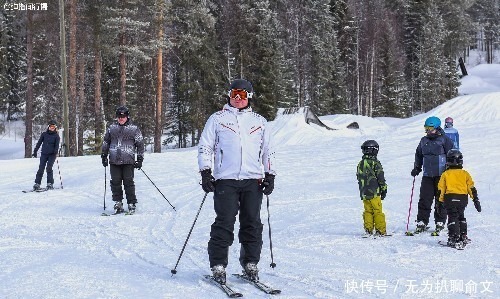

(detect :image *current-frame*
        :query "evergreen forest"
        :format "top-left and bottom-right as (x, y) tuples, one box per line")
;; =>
(0, 0), (498, 156)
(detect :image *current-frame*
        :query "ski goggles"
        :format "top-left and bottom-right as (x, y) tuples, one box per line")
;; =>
(229, 89), (252, 100)
(424, 125), (435, 132)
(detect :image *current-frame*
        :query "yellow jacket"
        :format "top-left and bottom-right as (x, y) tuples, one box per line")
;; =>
(438, 168), (475, 202)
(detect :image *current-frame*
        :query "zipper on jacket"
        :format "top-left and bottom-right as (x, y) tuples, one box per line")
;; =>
(219, 149), (223, 168)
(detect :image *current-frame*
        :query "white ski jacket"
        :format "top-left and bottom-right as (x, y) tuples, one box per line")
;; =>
(198, 104), (276, 180)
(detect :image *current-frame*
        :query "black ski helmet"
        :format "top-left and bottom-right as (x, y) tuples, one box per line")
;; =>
(116, 106), (130, 118)
(361, 140), (379, 156)
(228, 79), (254, 99)
(446, 149), (463, 166)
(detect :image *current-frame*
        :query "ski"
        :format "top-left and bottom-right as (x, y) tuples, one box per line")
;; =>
(438, 240), (465, 250)
(362, 233), (393, 239)
(22, 187), (59, 193)
(203, 275), (243, 298)
(101, 211), (125, 216)
(232, 273), (281, 295)
(101, 209), (134, 216)
(408, 227), (430, 236)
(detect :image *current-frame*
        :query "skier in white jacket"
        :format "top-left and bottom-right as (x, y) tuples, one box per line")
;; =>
(198, 79), (276, 284)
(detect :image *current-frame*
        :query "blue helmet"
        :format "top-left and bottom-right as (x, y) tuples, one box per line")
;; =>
(424, 116), (441, 129)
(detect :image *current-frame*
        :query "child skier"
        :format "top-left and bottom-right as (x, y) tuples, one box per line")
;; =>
(437, 149), (481, 249)
(356, 140), (388, 236)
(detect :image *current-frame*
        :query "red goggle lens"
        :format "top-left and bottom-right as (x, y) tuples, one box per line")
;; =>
(230, 89), (248, 100)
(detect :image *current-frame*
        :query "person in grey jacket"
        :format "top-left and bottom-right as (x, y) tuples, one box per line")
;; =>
(198, 79), (276, 284)
(411, 116), (454, 234)
(101, 106), (144, 214)
(32, 120), (60, 190)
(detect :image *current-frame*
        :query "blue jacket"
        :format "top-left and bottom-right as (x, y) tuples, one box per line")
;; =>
(443, 127), (459, 149)
(414, 128), (454, 177)
(34, 129), (60, 155)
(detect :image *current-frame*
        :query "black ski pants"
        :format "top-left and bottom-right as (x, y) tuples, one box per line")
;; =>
(109, 164), (137, 204)
(416, 176), (447, 225)
(208, 179), (263, 268)
(444, 196), (468, 238)
(35, 153), (57, 185)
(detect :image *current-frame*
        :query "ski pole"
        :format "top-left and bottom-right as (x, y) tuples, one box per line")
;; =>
(103, 166), (107, 211)
(140, 168), (176, 211)
(56, 158), (63, 189)
(171, 192), (208, 275)
(405, 177), (416, 236)
(266, 195), (277, 268)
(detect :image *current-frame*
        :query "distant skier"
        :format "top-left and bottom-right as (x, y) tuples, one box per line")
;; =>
(356, 140), (388, 236)
(101, 106), (144, 215)
(411, 116), (454, 234)
(443, 117), (459, 149)
(32, 120), (60, 190)
(437, 149), (481, 248)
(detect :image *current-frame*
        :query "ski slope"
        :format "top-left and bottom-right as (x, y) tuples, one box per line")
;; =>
(0, 65), (499, 298)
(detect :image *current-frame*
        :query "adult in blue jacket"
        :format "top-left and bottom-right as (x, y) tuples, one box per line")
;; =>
(32, 120), (60, 190)
(411, 116), (454, 233)
(443, 117), (459, 149)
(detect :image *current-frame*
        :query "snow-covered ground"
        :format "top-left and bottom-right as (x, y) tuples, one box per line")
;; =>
(0, 64), (499, 298)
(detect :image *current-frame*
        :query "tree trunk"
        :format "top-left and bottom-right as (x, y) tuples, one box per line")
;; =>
(119, 32), (127, 106)
(94, 46), (103, 153)
(25, 11), (34, 158)
(368, 44), (374, 117)
(154, 6), (164, 153)
(68, 0), (77, 156)
(77, 56), (86, 156)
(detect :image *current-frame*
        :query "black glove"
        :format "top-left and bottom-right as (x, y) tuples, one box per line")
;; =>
(200, 169), (215, 193)
(101, 153), (108, 167)
(436, 201), (446, 217)
(134, 155), (143, 169)
(32, 151), (37, 158)
(411, 167), (422, 177)
(473, 199), (481, 212)
(380, 189), (387, 200)
(261, 173), (275, 195)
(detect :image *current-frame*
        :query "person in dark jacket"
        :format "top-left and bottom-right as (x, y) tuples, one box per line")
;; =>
(411, 116), (454, 233)
(32, 120), (60, 190)
(101, 106), (144, 214)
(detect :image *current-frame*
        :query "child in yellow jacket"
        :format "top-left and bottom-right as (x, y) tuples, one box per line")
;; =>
(437, 149), (481, 248)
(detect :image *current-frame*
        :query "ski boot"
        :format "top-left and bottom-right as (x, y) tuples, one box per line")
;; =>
(447, 235), (465, 249)
(460, 234), (471, 244)
(375, 230), (388, 237)
(127, 203), (136, 214)
(362, 229), (373, 238)
(113, 201), (125, 214)
(431, 222), (445, 236)
(33, 183), (41, 191)
(414, 221), (428, 234)
(211, 264), (226, 284)
(243, 263), (259, 281)
(46, 183), (54, 190)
